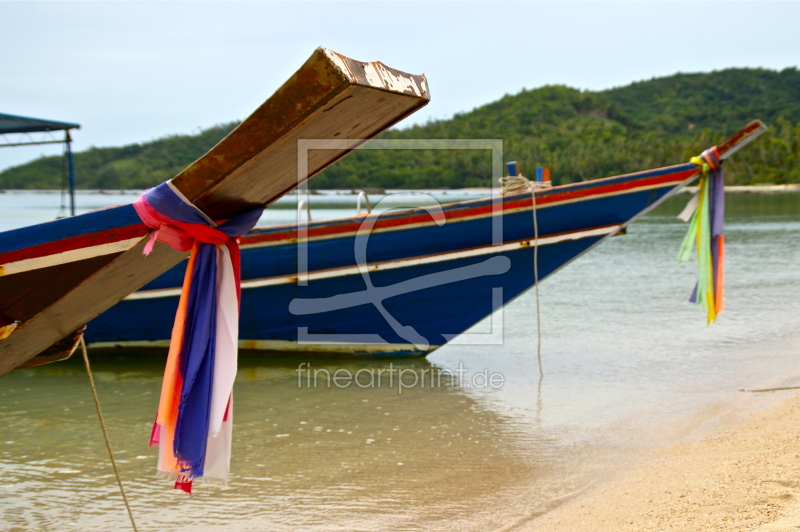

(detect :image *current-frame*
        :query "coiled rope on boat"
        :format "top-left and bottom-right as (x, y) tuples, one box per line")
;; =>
(498, 175), (552, 195)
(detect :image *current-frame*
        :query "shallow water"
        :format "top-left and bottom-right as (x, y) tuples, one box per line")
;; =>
(1, 190), (799, 531)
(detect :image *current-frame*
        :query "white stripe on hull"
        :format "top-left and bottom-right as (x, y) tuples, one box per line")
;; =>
(124, 224), (622, 300)
(0, 237), (144, 277)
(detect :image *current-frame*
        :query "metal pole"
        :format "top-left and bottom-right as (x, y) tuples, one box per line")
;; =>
(65, 130), (76, 216)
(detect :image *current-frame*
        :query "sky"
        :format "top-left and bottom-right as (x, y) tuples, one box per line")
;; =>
(2, 1), (799, 172)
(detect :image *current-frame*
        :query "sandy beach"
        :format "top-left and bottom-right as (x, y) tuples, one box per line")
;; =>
(520, 388), (800, 531)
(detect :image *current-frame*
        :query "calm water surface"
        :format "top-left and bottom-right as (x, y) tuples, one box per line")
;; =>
(1, 190), (799, 531)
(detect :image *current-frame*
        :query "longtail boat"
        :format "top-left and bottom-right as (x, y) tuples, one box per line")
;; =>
(85, 121), (766, 357)
(0, 48), (430, 376)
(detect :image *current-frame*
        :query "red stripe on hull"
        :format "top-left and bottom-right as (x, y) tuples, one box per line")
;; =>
(535, 168), (697, 206)
(0, 223), (148, 265)
(240, 166), (698, 247)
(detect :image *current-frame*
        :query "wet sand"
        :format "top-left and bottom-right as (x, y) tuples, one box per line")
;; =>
(520, 388), (800, 531)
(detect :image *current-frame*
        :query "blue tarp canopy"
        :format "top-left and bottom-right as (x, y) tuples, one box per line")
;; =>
(0, 113), (81, 214)
(0, 113), (80, 134)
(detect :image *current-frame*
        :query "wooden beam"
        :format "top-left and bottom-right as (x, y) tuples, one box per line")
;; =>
(0, 47), (429, 376)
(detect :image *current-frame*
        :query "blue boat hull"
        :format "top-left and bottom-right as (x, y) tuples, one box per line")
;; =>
(85, 161), (700, 357)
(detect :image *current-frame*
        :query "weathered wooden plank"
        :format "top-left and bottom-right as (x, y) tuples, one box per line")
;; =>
(717, 119), (767, 159)
(0, 48), (429, 376)
(174, 48), (430, 219)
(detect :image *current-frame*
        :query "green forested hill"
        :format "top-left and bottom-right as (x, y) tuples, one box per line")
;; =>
(603, 68), (800, 134)
(2, 67), (798, 190)
(0, 123), (238, 190)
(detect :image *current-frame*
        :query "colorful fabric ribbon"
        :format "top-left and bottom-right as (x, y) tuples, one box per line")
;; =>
(678, 147), (724, 324)
(133, 181), (262, 492)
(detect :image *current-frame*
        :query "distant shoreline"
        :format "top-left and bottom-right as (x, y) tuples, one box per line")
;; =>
(682, 183), (800, 194)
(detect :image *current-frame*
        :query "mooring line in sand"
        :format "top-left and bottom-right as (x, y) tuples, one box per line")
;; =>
(743, 386), (800, 393)
(80, 336), (139, 532)
(489, 477), (601, 532)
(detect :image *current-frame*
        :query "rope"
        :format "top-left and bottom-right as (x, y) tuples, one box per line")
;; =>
(498, 175), (552, 195)
(530, 183), (544, 380)
(79, 336), (139, 532)
(500, 175), (548, 378)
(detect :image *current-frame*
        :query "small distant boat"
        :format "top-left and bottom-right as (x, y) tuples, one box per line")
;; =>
(86, 121), (766, 357)
(0, 48), (430, 375)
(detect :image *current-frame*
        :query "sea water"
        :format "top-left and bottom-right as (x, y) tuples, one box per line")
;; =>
(0, 190), (798, 531)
